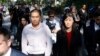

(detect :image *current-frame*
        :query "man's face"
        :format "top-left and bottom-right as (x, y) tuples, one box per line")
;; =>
(49, 14), (55, 20)
(82, 5), (86, 10)
(30, 11), (41, 27)
(0, 34), (11, 56)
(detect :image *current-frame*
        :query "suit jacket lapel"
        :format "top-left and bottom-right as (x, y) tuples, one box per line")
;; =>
(10, 49), (16, 56)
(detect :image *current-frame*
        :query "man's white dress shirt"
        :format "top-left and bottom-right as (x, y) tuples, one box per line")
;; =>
(22, 23), (52, 56)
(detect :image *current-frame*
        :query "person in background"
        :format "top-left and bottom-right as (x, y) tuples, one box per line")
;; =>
(0, 27), (27, 56)
(78, 4), (88, 30)
(43, 10), (61, 56)
(96, 5), (100, 56)
(24, 4), (30, 23)
(96, 29), (100, 56)
(2, 9), (11, 32)
(54, 13), (82, 56)
(84, 7), (100, 56)
(13, 16), (28, 51)
(43, 10), (61, 43)
(22, 9), (52, 56)
(71, 5), (80, 29)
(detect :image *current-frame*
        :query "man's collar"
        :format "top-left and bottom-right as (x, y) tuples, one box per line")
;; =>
(3, 48), (11, 56)
(30, 23), (42, 30)
(95, 23), (100, 31)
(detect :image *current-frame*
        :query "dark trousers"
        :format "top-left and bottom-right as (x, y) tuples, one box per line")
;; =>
(52, 44), (57, 56)
(28, 54), (44, 56)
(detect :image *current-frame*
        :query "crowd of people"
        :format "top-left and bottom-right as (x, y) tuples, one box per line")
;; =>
(0, 3), (100, 56)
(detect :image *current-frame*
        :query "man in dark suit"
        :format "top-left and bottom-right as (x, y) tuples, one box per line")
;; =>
(0, 27), (26, 56)
(84, 8), (100, 56)
(96, 30), (100, 56)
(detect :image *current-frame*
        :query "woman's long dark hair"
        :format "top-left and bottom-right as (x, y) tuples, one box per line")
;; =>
(61, 12), (76, 32)
(19, 16), (28, 27)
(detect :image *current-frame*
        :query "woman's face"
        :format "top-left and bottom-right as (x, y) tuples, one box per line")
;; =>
(72, 6), (77, 13)
(21, 18), (27, 26)
(64, 16), (74, 29)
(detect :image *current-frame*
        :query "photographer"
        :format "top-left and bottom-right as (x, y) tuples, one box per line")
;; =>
(43, 10), (61, 43)
(43, 10), (61, 56)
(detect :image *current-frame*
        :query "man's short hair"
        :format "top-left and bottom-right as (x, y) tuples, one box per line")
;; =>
(94, 8), (100, 18)
(30, 9), (42, 16)
(48, 10), (55, 16)
(0, 27), (10, 40)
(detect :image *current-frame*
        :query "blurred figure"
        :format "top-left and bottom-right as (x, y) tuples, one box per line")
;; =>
(84, 7), (100, 56)
(78, 4), (88, 30)
(30, 4), (35, 11)
(96, 30), (100, 56)
(96, 5), (100, 56)
(13, 16), (28, 51)
(2, 9), (11, 31)
(64, 7), (70, 14)
(54, 13), (82, 56)
(43, 10), (61, 43)
(9, 5), (18, 38)
(24, 4), (30, 23)
(0, 27), (26, 56)
(43, 10), (61, 56)
(22, 9), (52, 56)
(71, 5), (80, 29)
